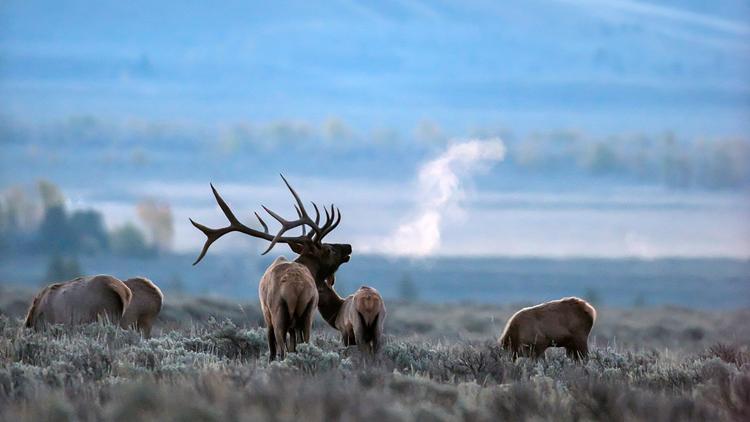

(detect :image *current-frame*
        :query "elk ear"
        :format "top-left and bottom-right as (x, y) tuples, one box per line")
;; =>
(288, 242), (306, 254)
(289, 241), (318, 255)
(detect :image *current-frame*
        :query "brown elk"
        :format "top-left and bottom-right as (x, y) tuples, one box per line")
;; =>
(190, 175), (351, 361)
(24, 275), (132, 329)
(324, 275), (386, 354)
(121, 277), (163, 338)
(499, 297), (596, 360)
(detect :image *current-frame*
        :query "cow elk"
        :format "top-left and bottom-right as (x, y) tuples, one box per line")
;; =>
(190, 174), (352, 361)
(121, 277), (163, 338)
(499, 297), (596, 360)
(325, 275), (386, 355)
(24, 275), (132, 330)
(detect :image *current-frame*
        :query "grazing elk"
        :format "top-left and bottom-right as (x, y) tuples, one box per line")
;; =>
(499, 297), (596, 360)
(121, 277), (163, 338)
(24, 275), (132, 329)
(324, 275), (386, 354)
(190, 175), (351, 361)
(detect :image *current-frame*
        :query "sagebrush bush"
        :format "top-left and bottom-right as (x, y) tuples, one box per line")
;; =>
(0, 307), (749, 421)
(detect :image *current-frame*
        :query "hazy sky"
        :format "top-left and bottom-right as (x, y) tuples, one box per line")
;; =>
(1, 0), (749, 136)
(72, 158), (750, 259)
(2, 1), (749, 258)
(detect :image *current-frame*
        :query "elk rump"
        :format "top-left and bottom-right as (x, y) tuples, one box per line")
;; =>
(335, 286), (386, 354)
(260, 256), (319, 361)
(121, 277), (163, 338)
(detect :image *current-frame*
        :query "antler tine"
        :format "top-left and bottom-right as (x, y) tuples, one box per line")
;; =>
(330, 207), (342, 231)
(211, 183), (241, 226)
(311, 205), (332, 242)
(312, 204), (337, 242)
(190, 184), (247, 265)
(280, 174), (312, 220)
(262, 228), (296, 255)
(191, 184), (266, 265)
(318, 206), (342, 241)
(259, 203), (311, 255)
(322, 204), (336, 230)
(302, 202), (321, 239)
(278, 174), (327, 236)
(311, 202), (321, 225)
(320, 204), (336, 227)
(254, 211), (269, 234)
(262, 204), (290, 226)
(295, 205), (306, 236)
(329, 204), (336, 226)
(190, 218), (227, 265)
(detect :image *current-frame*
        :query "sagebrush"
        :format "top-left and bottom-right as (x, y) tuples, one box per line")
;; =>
(1, 297), (749, 421)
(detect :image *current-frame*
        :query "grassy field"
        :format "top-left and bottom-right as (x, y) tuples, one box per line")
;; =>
(1, 287), (749, 421)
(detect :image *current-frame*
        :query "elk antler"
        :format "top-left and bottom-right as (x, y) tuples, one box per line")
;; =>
(275, 174), (342, 244)
(190, 174), (342, 265)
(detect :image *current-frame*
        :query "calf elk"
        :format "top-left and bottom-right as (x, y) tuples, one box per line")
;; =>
(499, 297), (596, 360)
(325, 277), (386, 354)
(191, 174), (351, 361)
(121, 277), (163, 338)
(24, 275), (132, 329)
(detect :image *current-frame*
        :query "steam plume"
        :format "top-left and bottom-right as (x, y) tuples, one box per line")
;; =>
(383, 138), (506, 256)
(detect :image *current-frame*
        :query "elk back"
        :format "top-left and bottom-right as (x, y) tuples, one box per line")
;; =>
(24, 275), (132, 329)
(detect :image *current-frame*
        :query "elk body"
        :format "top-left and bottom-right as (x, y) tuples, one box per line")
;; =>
(259, 256), (318, 360)
(499, 297), (596, 360)
(323, 277), (386, 354)
(24, 275), (132, 329)
(191, 174), (351, 361)
(121, 277), (163, 338)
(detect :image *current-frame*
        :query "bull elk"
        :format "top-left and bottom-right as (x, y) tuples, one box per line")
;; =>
(190, 175), (352, 361)
(499, 297), (596, 360)
(324, 276), (386, 354)
(24, 275), (132, 329)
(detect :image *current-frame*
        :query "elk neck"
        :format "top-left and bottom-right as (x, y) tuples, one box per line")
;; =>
(316, 280), (346, 328)
(293, 254), (344, 328)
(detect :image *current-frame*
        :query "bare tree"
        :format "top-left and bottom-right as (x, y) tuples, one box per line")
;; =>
(37, 180), (65, 210)
(137, 198), (174, 253)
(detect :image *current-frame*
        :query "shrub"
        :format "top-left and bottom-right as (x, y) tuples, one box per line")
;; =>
(0, 304), (748, 421)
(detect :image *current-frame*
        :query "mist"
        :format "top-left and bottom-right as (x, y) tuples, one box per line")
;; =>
(379, 139), (506, 256)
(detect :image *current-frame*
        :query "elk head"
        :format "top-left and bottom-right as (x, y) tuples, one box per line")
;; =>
(190, 175), (352, 283)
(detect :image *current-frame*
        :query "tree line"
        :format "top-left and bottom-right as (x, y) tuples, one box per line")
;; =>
(0, 180), (173, 260)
